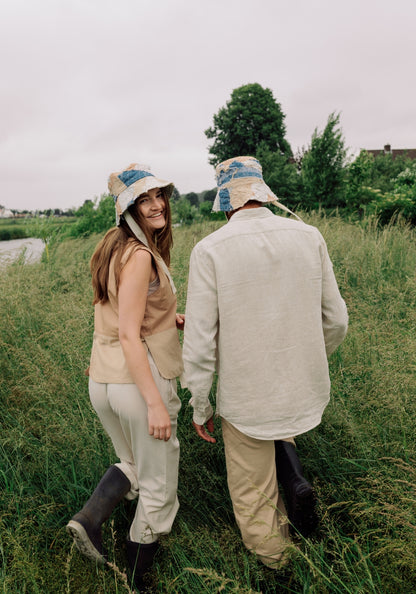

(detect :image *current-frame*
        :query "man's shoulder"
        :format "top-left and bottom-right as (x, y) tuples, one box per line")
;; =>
(192, 214), (324, 255)
(192, 223), (231, 251)
(270, 214), (323, 238)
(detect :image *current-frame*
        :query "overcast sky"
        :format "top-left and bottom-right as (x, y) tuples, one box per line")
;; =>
(1, 0), (415, 211)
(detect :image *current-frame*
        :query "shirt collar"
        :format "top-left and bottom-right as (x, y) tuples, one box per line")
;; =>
(228, 206), (274, 223)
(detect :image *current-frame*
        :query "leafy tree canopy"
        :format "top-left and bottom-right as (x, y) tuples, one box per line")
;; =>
(367, 152), (413, 193)
(173, 197), (198, 225)
(367, 162), (416, 226)
(202, 189), (217, 203)
(171, 187), (180, 201)
(184, 192), (199, 207)
(345, 149), (376, 212)
(300, 112), (347, 209)
(205, 83), (292, 166)
(256, 142), (301, 209)
(69, 194), (115, 237)
(345, 149), (415, 215)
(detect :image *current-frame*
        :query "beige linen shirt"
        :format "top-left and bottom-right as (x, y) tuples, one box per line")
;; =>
(183, 207), (348, 440)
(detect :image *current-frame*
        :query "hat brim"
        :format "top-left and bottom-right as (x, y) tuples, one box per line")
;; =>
(212, 177), (279, 212)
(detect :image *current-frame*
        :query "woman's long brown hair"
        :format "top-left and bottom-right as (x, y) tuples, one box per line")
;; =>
(90, 188), (173, 304)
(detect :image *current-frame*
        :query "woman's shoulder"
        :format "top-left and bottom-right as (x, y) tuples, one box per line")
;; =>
(121, 239), (152, 262)
(120, 243), (156, 282)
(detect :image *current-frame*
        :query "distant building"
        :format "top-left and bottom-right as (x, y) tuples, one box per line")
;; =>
(0, 207), (13, 218)
(365, 144), (416, 161)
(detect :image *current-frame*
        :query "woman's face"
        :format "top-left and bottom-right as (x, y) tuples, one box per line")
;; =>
(136, 187), (166, 231)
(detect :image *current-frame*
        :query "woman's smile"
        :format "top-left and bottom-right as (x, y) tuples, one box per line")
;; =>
(137, 188), (166, 229)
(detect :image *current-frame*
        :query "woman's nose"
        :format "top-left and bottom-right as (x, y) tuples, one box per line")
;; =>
(151, 197), (163, 209)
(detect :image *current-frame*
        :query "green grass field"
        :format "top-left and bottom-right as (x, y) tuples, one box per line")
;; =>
(1, 213), (415, 593)
(0, 217), (76, 242)
(0, 218), (29, 241)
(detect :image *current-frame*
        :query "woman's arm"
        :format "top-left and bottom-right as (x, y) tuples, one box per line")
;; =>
(118, 249), (172, 441)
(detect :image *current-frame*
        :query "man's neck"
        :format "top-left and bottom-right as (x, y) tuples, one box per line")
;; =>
(226, 202), (262, 220)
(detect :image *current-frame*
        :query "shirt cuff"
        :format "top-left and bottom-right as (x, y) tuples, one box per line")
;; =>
(189, 396), (214, 426)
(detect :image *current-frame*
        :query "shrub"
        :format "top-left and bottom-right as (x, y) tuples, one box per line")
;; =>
(367, 163), (416, 224)
(68, 195), (115, 238)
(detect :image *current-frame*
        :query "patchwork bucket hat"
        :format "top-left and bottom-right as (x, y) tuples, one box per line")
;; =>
(107, 162), (176, 293)
(212, 156), (300, 219)
(108, 163), (174, 226)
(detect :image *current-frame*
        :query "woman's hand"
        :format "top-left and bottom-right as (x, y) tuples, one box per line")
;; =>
(176, 313), (185, 331)
(147, 401), (172, 441)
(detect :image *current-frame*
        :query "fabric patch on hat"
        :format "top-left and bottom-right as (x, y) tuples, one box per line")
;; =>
(217, 161), (262, 188)
(118, 169), (154, 187)
(219, 188), (232, 211)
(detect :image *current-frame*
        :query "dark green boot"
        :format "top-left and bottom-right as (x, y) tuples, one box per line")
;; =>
(66, 465), (131, 564)
(274, 441), (318, 537)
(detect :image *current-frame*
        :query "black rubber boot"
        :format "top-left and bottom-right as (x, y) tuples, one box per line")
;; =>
(66, 465), (131, 564)
(126, 538), (159, 591)
(274, 441), (318, 537)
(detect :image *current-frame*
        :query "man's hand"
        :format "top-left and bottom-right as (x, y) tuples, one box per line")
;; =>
(176, 313), (185, 331)
(192, 416), (216, 443)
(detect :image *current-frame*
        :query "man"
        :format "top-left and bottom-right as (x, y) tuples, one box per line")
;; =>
(182, 156), (348, 569)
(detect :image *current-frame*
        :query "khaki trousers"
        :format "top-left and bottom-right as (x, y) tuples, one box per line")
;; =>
(88, 351), (181, 544)
(221, 418), (292, 568)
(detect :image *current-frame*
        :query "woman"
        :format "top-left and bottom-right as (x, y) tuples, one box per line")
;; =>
(66, 163), (184, 590)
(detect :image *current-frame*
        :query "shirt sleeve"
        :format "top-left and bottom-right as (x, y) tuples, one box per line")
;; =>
(182, 242), (218, 425)
(319, 233), (349, 356)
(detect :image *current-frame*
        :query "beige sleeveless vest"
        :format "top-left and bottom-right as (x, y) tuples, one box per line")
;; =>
(89, 244), (183, 383)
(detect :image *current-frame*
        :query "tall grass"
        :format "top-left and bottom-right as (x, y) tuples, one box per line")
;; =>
(1, 213), (415, 593)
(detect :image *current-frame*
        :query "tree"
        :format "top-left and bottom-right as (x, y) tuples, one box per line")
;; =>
(171, 187), (180, 201)
(300, 112), (347, 209)
(202, 189), (217, 203)
(172, 198), (198, 225)
(69, 194), (115, 237)
(255, 142), (301, 209)
(345, 150), (376, 214)
(199, 201), (214, 218)
(368, 152), (412, 193)
(198, 200), (224, 221)
(367, 163), (416, 225)
(184, 192), (199, 207)
(94, 194), (115, 230)
(205, 83), (291, 166)
(345, 149), (414, 217)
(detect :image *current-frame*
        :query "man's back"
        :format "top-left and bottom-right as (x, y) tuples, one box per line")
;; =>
(184, 157), (348, 562)
(184, 207), (348, 440)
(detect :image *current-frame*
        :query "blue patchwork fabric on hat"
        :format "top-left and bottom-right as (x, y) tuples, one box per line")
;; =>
(108, 163), (174, 226)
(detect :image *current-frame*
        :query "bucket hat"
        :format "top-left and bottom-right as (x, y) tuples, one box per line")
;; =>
(108, 163), (174, 226)
(212, 156), (300, 219)
(107, 162), (176, 293)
